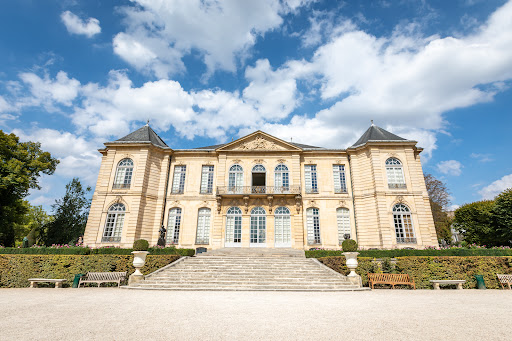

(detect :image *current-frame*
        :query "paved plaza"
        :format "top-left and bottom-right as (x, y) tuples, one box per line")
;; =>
(0, 288), (509, 340)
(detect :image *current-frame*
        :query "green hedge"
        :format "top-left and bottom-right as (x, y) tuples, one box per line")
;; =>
(0, 246), (195, 256)
(317, 256), (512, 289)
(0, 254), (181, 288)
(306, 248), (512, 258)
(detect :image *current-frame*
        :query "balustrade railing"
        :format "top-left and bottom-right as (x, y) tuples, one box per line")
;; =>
(217, 185), (301, 195)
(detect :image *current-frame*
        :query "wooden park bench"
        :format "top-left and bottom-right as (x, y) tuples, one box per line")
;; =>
(78, 272), (127, 287)
(367, 273), (415, 289)
(28, 278), (67, 288)
(497, 274), (512, 289)
(430, 279), (466, 290)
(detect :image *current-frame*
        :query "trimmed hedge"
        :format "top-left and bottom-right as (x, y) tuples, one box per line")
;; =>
(306, 248), (512, 258)
(0, 246), (195, 256)
(317, 256), (512, 289)
(0, 254), (180, 288)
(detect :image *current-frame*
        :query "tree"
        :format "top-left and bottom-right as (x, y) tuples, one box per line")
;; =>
(44, 178), (91, 245)
(492, 188), (512, 246)
(0, 130), (58, 246)
(424, 173), (452, 242)
(13, 202), (53, 246)
(453, 200), (496, 246)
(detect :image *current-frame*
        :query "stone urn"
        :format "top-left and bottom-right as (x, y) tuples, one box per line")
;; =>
(343, 252), (359, 277)
(129, 251), (149, 285)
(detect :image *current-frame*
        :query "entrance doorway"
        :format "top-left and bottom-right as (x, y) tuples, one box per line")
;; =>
(250, 207), (266, 247)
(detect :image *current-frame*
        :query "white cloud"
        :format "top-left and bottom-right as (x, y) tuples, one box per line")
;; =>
(61, 11), (101, 38)
(479, 174), (512, 200)
(113, 0), (313, 77)
(436, 160), (463, 176)
(19, 71), (80, 108)
(470, 153), (494, 162)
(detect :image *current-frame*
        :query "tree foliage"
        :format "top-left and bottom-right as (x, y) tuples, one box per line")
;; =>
(453, 200), (495, 246)
(424, 173), (452, 242)
(0, 130), (58, 246)
(492, 188), (512, 246)
(44, 178), (91, 246)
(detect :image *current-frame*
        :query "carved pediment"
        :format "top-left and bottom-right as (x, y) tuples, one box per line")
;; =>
(217, 131), (301, 152)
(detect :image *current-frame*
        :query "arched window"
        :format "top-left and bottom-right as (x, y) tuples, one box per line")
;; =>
(306, 208), (321, 244)
(250, 207), (266, 245)
(393, 204), (416, 243)
(228, 165), (244, 194)
(225, 207), (242, 246)
(252, 164), (266, 193)
(386, 158), (406, 189)
(274, 206), (291, 247)
(274, 164), (289, 193)
(102, 203), (125, 242)
(167, 208), (182, 244)
(337, 208), (351, 244)
(113, 159), (133, 189)
(195, 208), (211, 244)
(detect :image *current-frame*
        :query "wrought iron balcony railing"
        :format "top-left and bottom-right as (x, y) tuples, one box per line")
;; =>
(217, 185), (301, 195)
(112, 183), (130, 189)
(396, 237), (417, 244)
(101, 236), (121, 242)
(389, 183), (407, 189)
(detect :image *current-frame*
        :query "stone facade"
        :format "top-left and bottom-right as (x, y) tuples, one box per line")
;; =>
(83, 126), (438, 250)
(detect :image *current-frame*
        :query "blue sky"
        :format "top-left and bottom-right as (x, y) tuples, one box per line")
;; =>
(1, 0), (511, 211)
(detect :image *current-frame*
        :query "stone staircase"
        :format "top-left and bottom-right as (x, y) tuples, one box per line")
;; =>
(127, 248), (364, 291)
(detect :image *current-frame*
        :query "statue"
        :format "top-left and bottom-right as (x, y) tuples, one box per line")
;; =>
(157, 225), (166, 247)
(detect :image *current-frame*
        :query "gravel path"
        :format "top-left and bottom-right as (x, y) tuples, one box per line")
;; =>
(0, 288), (509, 340)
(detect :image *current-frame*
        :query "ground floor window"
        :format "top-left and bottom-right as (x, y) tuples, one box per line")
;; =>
(306, 208), (321, 244)
(102, 203), (125, 242)
(274, 206), (291, 246)
(250, 207), (266, 244)
(337, 208), (351, 244)
(393, 204), (416, 243)
(195, 208), (211, 244)
(167, 208), (182, 244)
(225, 207), (242, 244)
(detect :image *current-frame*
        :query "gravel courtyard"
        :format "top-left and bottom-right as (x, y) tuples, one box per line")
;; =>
(0, 288), (509, 340)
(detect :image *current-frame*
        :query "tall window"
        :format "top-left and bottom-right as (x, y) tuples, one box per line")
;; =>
(200, 165), (214, 194)
(274, 164), (289, 193)
(167, 208), (182, 244)
(393, 204), (416, 243)
(195, 208), (211, 244)
(337, 208), (351, 244)
(306, 208), (321, 244)
(305, 165), (318, 193)
(333, 165), (347, 193)
(386, 158), (406, 189)
(252, 164), (266, 193)
(113, 159), (133, 189)
(274, 206), (291, 247)
(171, 165), (186, 194)
(228, 165), (244, 194)
(102, 203), (125, 242)
(250, 207), (266, 244)
(225, 207), (242, 244)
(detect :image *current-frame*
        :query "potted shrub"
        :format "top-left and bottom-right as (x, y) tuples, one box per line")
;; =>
(131, 239), (150, 278)
(342, 239), (359, 277)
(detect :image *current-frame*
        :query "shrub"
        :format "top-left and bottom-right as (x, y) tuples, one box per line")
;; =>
(0, 254), (180, 288)
(133, 239), (149, 251)
(305, 247), (512, 258)
(342, 239), (358, 252)
(0, 246), (195, 256)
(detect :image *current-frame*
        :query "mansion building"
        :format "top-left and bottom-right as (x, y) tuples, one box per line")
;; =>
(83, 124), (438, 250)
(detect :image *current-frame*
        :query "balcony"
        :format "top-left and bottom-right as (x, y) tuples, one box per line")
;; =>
(101, 236), (121, 242)
(396, 237), (417, 244)
(217, 185), (301, 196)
(389, 183), (407, 189)
(112, 183), (130, 189)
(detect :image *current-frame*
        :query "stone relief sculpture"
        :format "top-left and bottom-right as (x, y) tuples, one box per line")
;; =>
(235, 136), (282, 151)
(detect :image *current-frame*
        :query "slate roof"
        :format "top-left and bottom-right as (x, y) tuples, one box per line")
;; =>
(351, 124), (408, 148)
(111, 125), (168, 148)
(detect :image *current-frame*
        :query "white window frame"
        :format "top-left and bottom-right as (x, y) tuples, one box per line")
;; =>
(113, 159), (133, 189)
(102, 203), (125, 242)
(274, 164), (290, 193)
(393, 204), (416, 243)
(171, 165), (186, 194)
(306, 207), (321, 244)
(225, 207), (242, 247)
(228, 165), (244, 194)
(274, 206), (291, 248)
(200, 165), (214, 194)
(167, 207), (182, 244)
(333, 165), (347, 193)
(305, 165), (318, 193)
(386, 158), (406, 189)
(337, 208), (351, 244)
(250, 207), (267, 247)
(195, 208), (211, 244)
